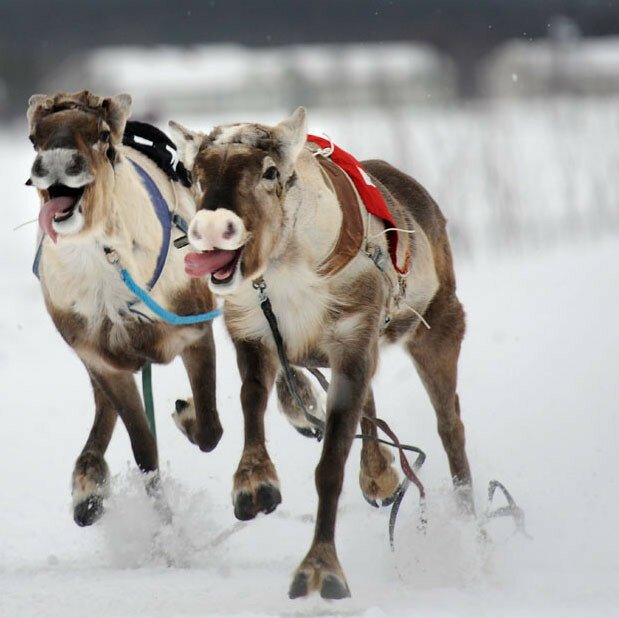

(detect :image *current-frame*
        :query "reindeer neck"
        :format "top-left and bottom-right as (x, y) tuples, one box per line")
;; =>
(279, 150), (344, 265)
(223, 151), (353, 357)
(39, 147), (179, 322)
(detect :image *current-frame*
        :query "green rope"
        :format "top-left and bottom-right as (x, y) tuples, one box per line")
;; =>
(141, 362), (157, 439)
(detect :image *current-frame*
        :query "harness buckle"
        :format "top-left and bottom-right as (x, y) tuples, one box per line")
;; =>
(252, 277), (268, 304)
(173, 235), (190, 249)
(104, 247), (121, 268)
(311, 133), (335, 158)
(365, 243), (388, 272)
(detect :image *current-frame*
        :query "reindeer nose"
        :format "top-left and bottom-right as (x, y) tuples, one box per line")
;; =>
(32, 156), (48, 178)
(223, 220), (236, 240)
(30, 148), (94, 189)
(188, 209), (246, 252)
(188, 217), (207, 248)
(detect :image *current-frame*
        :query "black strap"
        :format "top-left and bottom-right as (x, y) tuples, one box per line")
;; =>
(258, 293), (325, 440)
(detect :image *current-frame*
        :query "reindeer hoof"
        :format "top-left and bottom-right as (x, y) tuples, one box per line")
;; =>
(172, 398), (223, 452)
(233, 492), (255, 521)
(295, 426), (322, 440)
(320, 574), (351, 600)
(289, 543), (350, 599)
(71, 452), (109, 527)
(175, 399), (189, 413)
(363, 494), (379, 508)
(288, 572), (309, 599)
(379, 491), (398, 507)
(172, 398), (196, 442)
(194, 423), (223, 453)
(233, 482), (281, 521)
(73, 495), (104, 527)
(233, 448), (281, 520)
(363, 489), (398, 509)
(360, 444), (400, 508)
(288, 569), (351, 600)
(257, 483), (281, 514)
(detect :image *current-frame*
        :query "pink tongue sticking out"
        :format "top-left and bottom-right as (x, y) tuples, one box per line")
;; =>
(185, 249), (237, 278)
(38, 196), (77, 243)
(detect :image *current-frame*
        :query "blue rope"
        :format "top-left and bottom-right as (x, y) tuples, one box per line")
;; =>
(120, 267), (221, 325)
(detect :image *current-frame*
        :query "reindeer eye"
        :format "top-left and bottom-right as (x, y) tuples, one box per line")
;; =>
(262, 166), (279, 181)
(100, 130), (111, 143)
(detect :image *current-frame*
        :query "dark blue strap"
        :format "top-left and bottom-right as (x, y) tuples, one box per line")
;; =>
(32, 161), (189, 292)
(129, 159), (172, 291)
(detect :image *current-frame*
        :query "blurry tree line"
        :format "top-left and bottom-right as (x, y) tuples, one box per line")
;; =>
(1, 0), (618, 116)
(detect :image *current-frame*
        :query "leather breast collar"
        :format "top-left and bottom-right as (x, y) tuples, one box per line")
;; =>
(315, 155), (365, 278)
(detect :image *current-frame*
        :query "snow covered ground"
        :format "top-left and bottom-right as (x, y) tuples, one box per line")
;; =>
(1, 112), (618, 617)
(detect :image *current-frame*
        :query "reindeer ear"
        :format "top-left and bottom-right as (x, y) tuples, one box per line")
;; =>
(274, 107), (307, 164)
(168, 120), (204, 170)
(102, 94), (132, 142)
(26, 94), (49, 132)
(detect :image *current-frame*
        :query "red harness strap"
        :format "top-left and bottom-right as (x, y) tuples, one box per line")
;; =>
(307, 134), (409, 275)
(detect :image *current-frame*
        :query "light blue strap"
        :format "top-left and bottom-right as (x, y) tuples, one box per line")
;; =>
(120, 267), (221, 325)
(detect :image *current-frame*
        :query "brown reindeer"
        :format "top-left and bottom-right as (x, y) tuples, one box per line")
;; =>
(25, 91), (229, 526)
(170, 108), (473, 599)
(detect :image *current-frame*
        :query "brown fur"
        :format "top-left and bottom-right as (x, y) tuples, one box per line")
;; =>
(177, 110), (473, 598)
(365, 158), (471, 497)
(193, 147), (289, 281)
(28, 91), (222, 526)
(359, 391), (400, 502)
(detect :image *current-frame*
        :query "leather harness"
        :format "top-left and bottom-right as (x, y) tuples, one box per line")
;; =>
(314, 155), (365, 278)
(309, 141), (411, 281)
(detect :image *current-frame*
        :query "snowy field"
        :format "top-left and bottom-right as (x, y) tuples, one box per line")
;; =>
(1, 102), (618, 617)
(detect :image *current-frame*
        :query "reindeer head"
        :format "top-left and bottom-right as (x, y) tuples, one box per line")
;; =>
(169, 107), (307, 295)
(26, 90), (131, 243)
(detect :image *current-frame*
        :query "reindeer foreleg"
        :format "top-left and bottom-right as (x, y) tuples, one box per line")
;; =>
(173, 326), (222, 452)
(289, 329), (378, 600)
(231, 339), (281, 520)
(72, 374), (117, 526)
(87, 367), (169, 521)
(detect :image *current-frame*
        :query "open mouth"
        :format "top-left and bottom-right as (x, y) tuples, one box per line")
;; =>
(184, 247), (243, 285)
(39, 184), (87, 243)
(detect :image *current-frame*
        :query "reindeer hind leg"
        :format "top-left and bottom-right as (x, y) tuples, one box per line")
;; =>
(406, 291), (474, 514)
(359, 389), (400, 507)
(275, 367), (325, 439)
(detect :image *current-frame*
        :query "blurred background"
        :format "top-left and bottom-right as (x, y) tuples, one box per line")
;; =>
(3, 0), (618, 259)
(2, 5), (619, 616)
